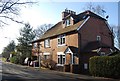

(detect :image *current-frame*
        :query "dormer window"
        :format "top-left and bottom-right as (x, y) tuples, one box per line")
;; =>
(65, 19), (70, 26)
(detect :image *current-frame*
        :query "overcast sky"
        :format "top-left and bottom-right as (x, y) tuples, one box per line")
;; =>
(0, 0), (119, 54)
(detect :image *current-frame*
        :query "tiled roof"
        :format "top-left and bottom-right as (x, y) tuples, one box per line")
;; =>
(32, 10), (106, 43)
(38, 19), (85, 40)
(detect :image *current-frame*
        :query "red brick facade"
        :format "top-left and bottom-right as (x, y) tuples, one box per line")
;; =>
(32, 10), (116, 73)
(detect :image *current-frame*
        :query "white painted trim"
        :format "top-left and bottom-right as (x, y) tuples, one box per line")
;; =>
(97, 48), (101, 53)
(65, 47), (73, 54)
(58, 44), (66, 47)
(105, 21), (112, 32)
(77, 16), (90, 31)
(64, 47), (74, 64)
(57, 52), (65, 55)
(43, 52), (50, 55)
(70, 16), (74, 20)
(57, 52), (66, 65)
(57, 34), (66, 47)
(56, 64), (64, 66)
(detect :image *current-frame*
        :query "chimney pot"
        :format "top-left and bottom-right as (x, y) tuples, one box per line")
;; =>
(62, 9), (76, 20)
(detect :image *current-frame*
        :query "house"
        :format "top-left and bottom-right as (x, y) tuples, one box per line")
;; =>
(31, 9), (117, 73)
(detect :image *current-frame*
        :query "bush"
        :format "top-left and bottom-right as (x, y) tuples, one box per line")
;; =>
(41, 59), (57, 70)
(89, 56), (120, 78)
(10, 56), (19, 64)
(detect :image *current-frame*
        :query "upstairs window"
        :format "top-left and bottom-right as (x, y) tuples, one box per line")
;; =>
(65, 19), (70, 26)
(97, 36), (101, 41)
(44, 38), (50, 48)
(33, 43), (37, 48)
(58, 35), (65, 46)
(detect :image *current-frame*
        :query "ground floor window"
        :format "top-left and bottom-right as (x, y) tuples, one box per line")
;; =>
(57, 52), (65, 65)
(84, 63), (88, 69)
(43, 53), (50, 60)
(44, 55), (50, 60)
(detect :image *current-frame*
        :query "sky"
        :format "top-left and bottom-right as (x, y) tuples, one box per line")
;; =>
(0, 0), (119, 54)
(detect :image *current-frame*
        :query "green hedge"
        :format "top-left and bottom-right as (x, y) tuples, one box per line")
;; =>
(10, 56), (19, 64)
(89, 56), (120, 78)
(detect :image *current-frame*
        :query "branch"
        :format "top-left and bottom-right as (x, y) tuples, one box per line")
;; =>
(0, 16), (24, 24)
(0, 20), (8, 25)
(0, 1), (37, 14)
(0, 1), (10, 14)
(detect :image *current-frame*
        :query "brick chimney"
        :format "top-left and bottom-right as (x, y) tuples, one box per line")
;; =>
(62, 8), (76, 20)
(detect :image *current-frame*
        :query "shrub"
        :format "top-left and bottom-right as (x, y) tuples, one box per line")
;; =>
(89, 56), (120, 78)
(41, 59), (57, 70)
(10, 56), (19, 64)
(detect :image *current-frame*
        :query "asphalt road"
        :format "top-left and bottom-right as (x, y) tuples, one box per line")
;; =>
(1, 60), (119, 81)
(2, 61), (81, 81)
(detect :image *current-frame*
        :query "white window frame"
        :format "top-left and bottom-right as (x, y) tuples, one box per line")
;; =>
(65, 19), (70, 26)
(57, 35), (66, 46)
(43, 53), (50, 60)
(33, 43), (37, 48)
(57, 52), (65, 66)
(97, 36), (101, 41)
(44, 38), (50, 48)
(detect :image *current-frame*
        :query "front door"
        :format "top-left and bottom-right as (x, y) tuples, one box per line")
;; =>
(66, 53), (72, 64)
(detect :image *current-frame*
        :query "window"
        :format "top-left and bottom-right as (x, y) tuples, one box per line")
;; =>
(44, 39), (50, 48)
(58, 35), (65, 46)
(65, 19), (70, 26)
(58, 55), (65, 65)
(43, 53), (50, 60)
(44, 55), (50, 60)
(100, 52), (106, 56)
(33, 43), (37, 48)
(84, 63), (88, 69)
(97, 36), (101, 41)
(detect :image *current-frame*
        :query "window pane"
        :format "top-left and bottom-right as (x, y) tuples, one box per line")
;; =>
(60, 55), (62, 64)
(97, 36), (101, 41)
(63, 58), (65, 64)
(58, 58), (60, 64)
(45, 39), (50, 47)
(60, 38), (62, 44)
(58, 38), (60, 45)
(62, 38), (65, 44)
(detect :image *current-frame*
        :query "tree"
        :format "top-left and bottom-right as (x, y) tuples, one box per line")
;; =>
(17, 23), (35, 58)
(34, 24), (53, 39)
(2, 40), (16, 58)
(83, 2), (106, 17)
(0, 0), (36, 27)
(117, 26), (120, 49)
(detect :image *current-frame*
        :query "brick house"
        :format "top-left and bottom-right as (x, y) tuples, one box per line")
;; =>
(32, 9), (117, 73)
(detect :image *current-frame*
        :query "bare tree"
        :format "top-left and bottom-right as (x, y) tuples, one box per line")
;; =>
(117, 26), (120, 49)
(0, 0), (37, 27)
(83, 2), (106, 17)
(34, 24), (53, 39)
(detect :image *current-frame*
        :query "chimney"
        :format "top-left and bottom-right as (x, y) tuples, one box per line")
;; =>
(62, 8), (76, 20)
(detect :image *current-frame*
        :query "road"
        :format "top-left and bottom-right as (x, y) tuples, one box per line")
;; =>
(2, 61), (81, 81)
(1, 60), (118, 81)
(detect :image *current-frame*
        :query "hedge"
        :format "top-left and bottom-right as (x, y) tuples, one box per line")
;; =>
(10, 56), (19, 64)
(89, 56), (120, 78)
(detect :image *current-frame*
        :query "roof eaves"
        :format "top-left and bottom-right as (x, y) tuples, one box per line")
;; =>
(77, 16), (90, 31)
